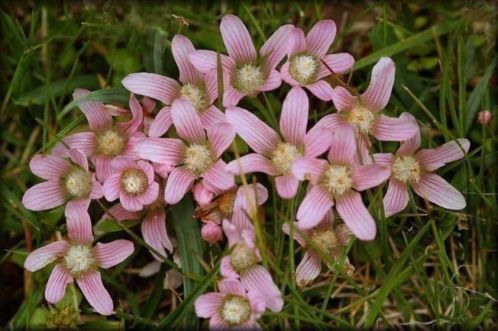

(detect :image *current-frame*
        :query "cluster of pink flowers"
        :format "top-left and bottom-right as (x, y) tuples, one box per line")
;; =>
(22, 14), (469, 327)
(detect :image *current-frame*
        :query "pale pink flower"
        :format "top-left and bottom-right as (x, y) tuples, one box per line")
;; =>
(24, 214), (134, 315)
(22, 149), (102, 220)
(190, 14), (294, 107)
(134, 99), (235, 205)
(477, 110), (492, 125)
(292, 126), (390, 240)
(226, 87), (333, 199)
(201, 221), (223, 244)
(193, 182), (217, 206)
(53, 90), (144, 182)
(102, 188), (173, 261)
(122, 35), (224, 135)
(280, 20), (355, 101)
(195, 278), (266, 330)
(319, 57), (418, 160)
(373, 113), (469, 216)
(221, 221), (283, 312)
(282, 211), (354, 288)
(103, 157), (159, 212)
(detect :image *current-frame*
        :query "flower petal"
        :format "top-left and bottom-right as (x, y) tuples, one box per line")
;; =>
(189, 50), (235, 74)
(259, 69), (282, 92)
(288, 27), (307, 55)
(105, 203), (140, 221)
(45, 265), (73, 304)
(122, 73), (180, 105)
(118, 94), (144, 137)
(335, 191), (376, 241)
(275, 175), (299, 199)
(207, 122), (235, 158)
(318, 53), (355, 78)
(219, 278), (246, 296)
(203, 160), (234, 192)
(383, 178), (409, 217)
(22, 181), (66, 211)
(327, 126), (356, 165)
(148, 107), (173, 138)
(226, 107), (280, 156)
(199, 105), (226, 128)
(241, 265), (283, 312)
(92, 155), (113, 182)
(305, 80), (334, 101)
(220, 255), (239, 278)
(397, 113), (421, 156)
(73, 89), (112, 131)
(135, 138), (185, 165)
(291, 157), (328, 184)
(260, 24), (295, 71)
(164, 167), (196, 204)
(172, 34), (202, 84)
(280, 61), (300, 86)
(68, 149), (89, 171)
(29, 154), (71, 180)
(304, 126), (333, 158)
(120, 192), (143, 212)
(103, 173), (121, 201)
(137, 181), (159, 206)
(416, 138), (470, 172)
(223, 85), (246, 108)
(24, 241), (69, 272)
(296, 250), (321, 288)
(171, 98), (206, 143)
(306, 20), (336, 57)
(194, 292), (224, 318)
(227, 153), (278, 176)
(362, 57), (395, 112)
(297, 185), (334, 229)
(372, 114), (419, 142)
(220, 14), (257, 64)
(52, 132), (97, 158)
(65, 201), (94, 244)
(142, 208), (173, 260)
(351, 164), (390, 191)
(331, 86), (356, 112)
(280, 87), (308, 145)
(76, 270), (113, 315)
(412, 173), (466, 210)
(93, 239), (134, 269)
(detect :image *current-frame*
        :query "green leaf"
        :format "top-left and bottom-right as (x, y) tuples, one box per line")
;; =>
(354, 21), (461, 70)
(13, 74), (99, 107)
(94, 218), (141, 236)
(168, 194), (205, 329)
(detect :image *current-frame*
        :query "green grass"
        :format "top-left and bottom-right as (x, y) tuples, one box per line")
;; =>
(1, 1), (497, 330)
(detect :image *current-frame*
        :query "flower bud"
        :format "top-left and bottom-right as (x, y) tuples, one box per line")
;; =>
(152, 162), (174, 179)
(193, 183), (215, 206)
(477, 110), (492, 125)
(201, 221), (222, 244)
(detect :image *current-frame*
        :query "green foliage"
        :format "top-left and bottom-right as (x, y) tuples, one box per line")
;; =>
(0, 1), (496, 329)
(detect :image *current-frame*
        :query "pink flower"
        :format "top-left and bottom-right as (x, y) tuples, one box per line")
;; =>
(320, 57), (418, 160)
(193, 182), (217, 206)
(226, 87), (333, 199)
(103, 157), (159, 212)
(282, 211), (354, 288)
(195, 278), (266, 330)
(373, 113), (469, 217)
(102, 189), (173, 261)
(22, 149), (102, 220)
(134, 99), (235, 205)
(280, 20), (355, 101)
(190, 14), (294, 107)
(477, 110), (492, 125)
(292, 126), (390, 240)
(221, 221), (283, 312)
(201, 221), (223, 244)
(122, 35), (225, 135)
(53, 90), (144, 182)
(24, 214), (134, 315)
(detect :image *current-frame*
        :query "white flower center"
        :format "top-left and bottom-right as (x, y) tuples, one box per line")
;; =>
(234, 64), (265, 94)
(230, 243), (258, 273)
(64, 245), (95, 275)
(347, 104), (375, 134)
(392, 156), (421, 183)
(184, 143), (213, 175)
(271, 142), (302, 175)
(180, 83), (207, 111)
(65, 168), (93, 198)
(220, 295), (251, 326)
(96, 129), (125, 156)
(121, 168), (148, 195)
(311, 229), (339, 254)
(289, 54), (319, 85)
(321, 165), (353, 197)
